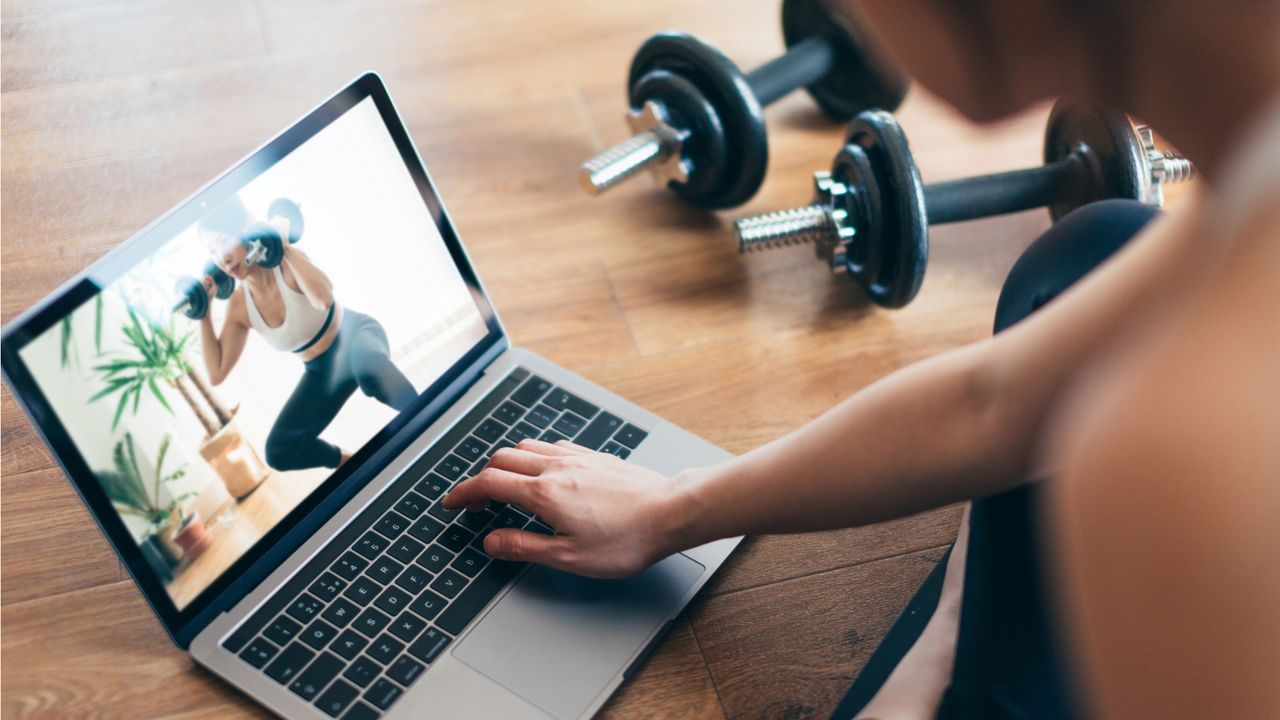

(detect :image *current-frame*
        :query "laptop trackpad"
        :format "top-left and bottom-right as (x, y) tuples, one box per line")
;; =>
(454, 553), (704, 719)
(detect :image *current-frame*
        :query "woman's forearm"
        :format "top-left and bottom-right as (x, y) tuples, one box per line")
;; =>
(668, 342), (1022, 547)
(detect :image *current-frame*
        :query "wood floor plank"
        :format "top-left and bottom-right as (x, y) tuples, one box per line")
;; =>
(691, 547), (949, 720)
(0, 0), (267, 93)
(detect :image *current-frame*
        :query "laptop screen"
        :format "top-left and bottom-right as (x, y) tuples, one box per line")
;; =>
(3, 77), (501, 625)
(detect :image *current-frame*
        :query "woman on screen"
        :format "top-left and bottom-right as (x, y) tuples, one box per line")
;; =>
(195, 195), (417, 472)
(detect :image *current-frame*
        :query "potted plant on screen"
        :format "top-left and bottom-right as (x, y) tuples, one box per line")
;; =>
(97, 432), (212, 566)
(92, 305), (268, 498)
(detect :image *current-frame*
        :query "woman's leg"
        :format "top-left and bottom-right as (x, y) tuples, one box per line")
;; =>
(344, 312), (418, 412)
(264, 358), (358, 472)
(831, 199), (1161, 720)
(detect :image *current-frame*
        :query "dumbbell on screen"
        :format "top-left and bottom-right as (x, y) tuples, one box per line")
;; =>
(579, 0), (907, 209)
(733, 102), (1194, 308)
(174, 198), (305, 319)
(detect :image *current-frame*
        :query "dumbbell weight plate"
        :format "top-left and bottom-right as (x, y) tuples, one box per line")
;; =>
(630, 32), (768, 209)
(782, 0), (908, 121)
(174, 275), (209, 320)
(1043, 102), (1146, 221)
(629, 70), (729, 204)
(267, 197), (304, 244)
(204, 261), (235, 299)
(839, 110), (927, 308)
(243, 221), (286, 269)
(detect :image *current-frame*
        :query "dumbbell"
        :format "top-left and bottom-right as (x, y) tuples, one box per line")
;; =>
(173, 262), (235, 320)
(733, 101), (1194, 308)
(578, 0), (907, 209)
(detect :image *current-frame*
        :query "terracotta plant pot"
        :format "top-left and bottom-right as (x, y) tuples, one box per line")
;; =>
(198, 409), (269, 500)
(173, 512), (213, 561)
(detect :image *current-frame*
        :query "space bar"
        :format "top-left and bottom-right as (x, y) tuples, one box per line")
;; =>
(436, 560), (524, 636)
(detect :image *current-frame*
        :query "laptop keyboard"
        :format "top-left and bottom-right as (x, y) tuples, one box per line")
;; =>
(221, 368), (649, 718)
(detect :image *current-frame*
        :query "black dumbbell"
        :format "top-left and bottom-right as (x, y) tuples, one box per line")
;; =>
(173, 261), (236, 320)
(579, 0), (907, 209)
(734, 101), (1194, 308)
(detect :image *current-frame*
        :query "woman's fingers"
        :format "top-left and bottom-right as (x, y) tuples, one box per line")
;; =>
(483, 528), (572, 568)
(442, 467), (544, 513)
(514, 438), (591, 456)
(486, 447), (558, 476)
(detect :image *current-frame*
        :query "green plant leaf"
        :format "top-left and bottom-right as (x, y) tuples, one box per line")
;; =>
(94, 295), (104, 355)
(111, 390), (130, 431)
(89, 377), (133, 403)
(147, 377), (173, 415)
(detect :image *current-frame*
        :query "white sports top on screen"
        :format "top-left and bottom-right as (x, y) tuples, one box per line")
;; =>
(243, 265), (330, 353)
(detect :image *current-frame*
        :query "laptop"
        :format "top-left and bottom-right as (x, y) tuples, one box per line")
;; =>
(0, 73), (740, 720)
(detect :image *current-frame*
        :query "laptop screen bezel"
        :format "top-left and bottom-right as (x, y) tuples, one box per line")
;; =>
(0, 73), (508, 646)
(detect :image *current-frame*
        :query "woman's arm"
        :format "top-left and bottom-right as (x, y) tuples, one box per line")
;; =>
(279, 244), (333, 311)
(444, 198), (1201, 576)
(199, 288), (251, 385)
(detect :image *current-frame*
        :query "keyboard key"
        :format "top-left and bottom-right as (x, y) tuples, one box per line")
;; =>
(407, 626), (453, 664)
(456, 509), (494, 533)
(353, 607), (391, 638)
(343, 577), (380, 606)
(552, 412), (587, 437)
(374, 512), (410, 540)
(301, 619), (339, 651)
(458, 436), (489, 462)
(395, 564), (432, 595)
(491, 507), (529, 532)
(408, 589), (448, 621)
(467, 459), (489, 478)
(353, 532), (388, 560)
(368, 556), (405, 585)
(417, 544), (454, 574)
(435, 455), (468, 481)
(342, 702), (380, 720)
(388, 611), (427, 643)
(529, 520), (555, 535)
(435, 560), (523, 636)
(314, 678), (360, 718)
(264, 642), (315, 684)
(492, 439), (516, 452)
(615, 424), (649, 448)
(451, 547), (489, 578)
(322, 598), (360, 628)
(374, 586), (413, 616)
(332, 552), (369, 581)
(286, 594), (324, 624)
(309, 572), (347, 602)
(386, 655), (426, 687)
(600, 441), (631, 459)
(239, 637), (278, 669)
(430, 568), (468, 599)
(438, 525), (474, 553)
(367, 633), (405, 665)
(576, 411), (623, 450)
(364, 678), (403, 711)
(386, 536), (425, 565)
(394, 492), (430, 519)
(494, 401), (525, 425)
(343, 656), (381, 688)
(540, 430), (570, 443)
(289, 651), (343, 701)
(427, 502), (460, 524)
(525, 404), (558, 429)
(505, 421), (540, 443)
(331, 629), (368, 660)
(407, 515), (445, 544)
(543, 389), (598, 420)
(474, 418), (508, 444)
(415, 474), (450, 500)
(510, 375), (551, 407)
(264, 616), (302, 646)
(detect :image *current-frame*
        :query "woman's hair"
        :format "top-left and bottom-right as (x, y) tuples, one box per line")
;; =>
(198, 195), (251, 238)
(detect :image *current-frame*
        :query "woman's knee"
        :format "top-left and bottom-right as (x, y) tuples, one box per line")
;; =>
(994, 199), (1162, 333)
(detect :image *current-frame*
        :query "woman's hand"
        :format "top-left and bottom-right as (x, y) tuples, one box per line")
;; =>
(441, 439), (694, 578)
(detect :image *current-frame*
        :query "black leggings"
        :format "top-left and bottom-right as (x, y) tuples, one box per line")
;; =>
(832, 199), (1162, 719)
(264, 309), (417, 472)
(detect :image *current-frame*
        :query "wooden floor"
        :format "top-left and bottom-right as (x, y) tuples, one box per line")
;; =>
(0, 1), (1131, 717)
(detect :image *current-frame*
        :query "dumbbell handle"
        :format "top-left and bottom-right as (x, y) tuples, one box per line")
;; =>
(746, 35), (835, 106)
(924, 155), (1086, 225)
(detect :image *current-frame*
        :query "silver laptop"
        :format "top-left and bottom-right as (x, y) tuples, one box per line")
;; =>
(0, 73), (740, 719)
